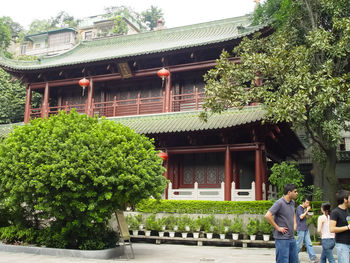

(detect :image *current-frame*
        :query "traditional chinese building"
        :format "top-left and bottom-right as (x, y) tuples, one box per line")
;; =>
(0, 15), (304, 201)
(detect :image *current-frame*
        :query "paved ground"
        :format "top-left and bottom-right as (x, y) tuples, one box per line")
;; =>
(0, 243), (329, 263)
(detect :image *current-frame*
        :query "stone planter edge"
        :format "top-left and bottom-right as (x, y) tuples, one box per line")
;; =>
(0, 242), (124, 260)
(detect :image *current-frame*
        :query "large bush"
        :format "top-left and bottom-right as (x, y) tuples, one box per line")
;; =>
(0, 110), (166, 249)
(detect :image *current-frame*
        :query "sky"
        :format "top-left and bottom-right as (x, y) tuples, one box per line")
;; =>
(0, 0), (257, 30)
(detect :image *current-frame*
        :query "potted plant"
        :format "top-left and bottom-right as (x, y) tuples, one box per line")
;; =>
(190, 218), (201, 239)
(246, 218), (259, 240)
(202, 216), (216, 239)
(126, 215), (140, 236)
(229, 218), (243, 240)
(214, 221), (226, 240)
(154, 218), (165, 237)
(145, 214), (156, 236)
(178, 217), (188, 238)
(260, 220), (273, 241)
(164, 215), (177, 238)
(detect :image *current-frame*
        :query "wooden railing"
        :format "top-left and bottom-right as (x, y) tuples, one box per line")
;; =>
(29, 90), (205, 119)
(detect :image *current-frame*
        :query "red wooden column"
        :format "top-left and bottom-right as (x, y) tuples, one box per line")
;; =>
(41, 82), (49, 119)
(24, 84), (32, 123)
(165, 153), (169, 199)
(165, 71), (171, 112)
(261, 148), (268, 200)
(224, 146), (232, 201)
(86, 78), (94, 116)
(232, 153), (240, 189)
(255, 145), (263, 200)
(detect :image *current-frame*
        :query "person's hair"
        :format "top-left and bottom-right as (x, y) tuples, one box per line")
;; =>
(336, 190), (350, 205)
(321, 202), (331, 216)
(283, 184), (297, 195)
(301, 197), (310, 203)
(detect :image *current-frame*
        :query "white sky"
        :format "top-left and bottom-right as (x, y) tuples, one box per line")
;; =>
(0, 0), (257, 30)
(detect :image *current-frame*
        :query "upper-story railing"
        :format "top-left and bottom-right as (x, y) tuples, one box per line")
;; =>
(30, 89), (205, 119)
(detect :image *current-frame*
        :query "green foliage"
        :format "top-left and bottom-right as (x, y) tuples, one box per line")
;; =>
(259, 219), (273, 234)
(136, 199), (274, 214)
(0, 110), (166, 249)
(229, 218), (243, 233)
(0, 17), (11, 50)
(269, 161), (323, 202)
(112, 16), (128, 35)
(203, 0), (350, 208)
(141, 6), (164, 30)
(246, 218), (260, 235)
(269, 161), (304, 197)
(0, 225), (37, 244)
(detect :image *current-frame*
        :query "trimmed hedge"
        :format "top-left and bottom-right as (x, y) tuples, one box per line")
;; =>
(136, 199), (274, 214)
(136, 199), (325, 215)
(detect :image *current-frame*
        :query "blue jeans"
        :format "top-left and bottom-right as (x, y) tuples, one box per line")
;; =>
(297, 230), (316, 261)
(321, 238), (335, 263)
(275, 238), (298, 263)
(335, 243), (350, 263)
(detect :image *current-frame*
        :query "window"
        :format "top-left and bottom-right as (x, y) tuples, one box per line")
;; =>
(20, 44), (26, 55)
(84, 31), (92, 40)
(48, 32), (71, 47)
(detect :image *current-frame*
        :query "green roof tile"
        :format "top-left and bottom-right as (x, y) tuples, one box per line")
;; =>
(109, 106), (265, 134)
(0, 107), (265, 137)
(0, 15), (266, 71)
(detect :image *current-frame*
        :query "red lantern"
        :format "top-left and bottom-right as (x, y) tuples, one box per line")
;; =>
(79, 77), (90, 96)
(158, 151), (168, 161)
(157, 68), (170, 80)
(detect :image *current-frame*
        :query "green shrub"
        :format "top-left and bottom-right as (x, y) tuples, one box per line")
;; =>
(246, 218), (260, 235)
(259, 220), (273, 235)
(229, 218), (243, 234)
(0, 110), (166, 249)
(136, 199), (274, 214)
(0, 225), (37, 244)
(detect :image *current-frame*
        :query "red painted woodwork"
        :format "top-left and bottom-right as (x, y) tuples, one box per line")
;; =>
(255, 146), (263, 200)
(24, 85), (32, 123)
(41, 82), (50, 119)
(86, 78), (94, 116)
(224, 146), (232, 201)
(232, 153), (240, 189)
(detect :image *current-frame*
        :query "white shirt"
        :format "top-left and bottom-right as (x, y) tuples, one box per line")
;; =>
(318, 214), (335, 239)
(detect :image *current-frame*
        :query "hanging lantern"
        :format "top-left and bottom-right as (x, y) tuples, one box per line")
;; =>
(158, 151), (168, 161)
(78, 77), (90, 96)
(157, 68), (170, 87)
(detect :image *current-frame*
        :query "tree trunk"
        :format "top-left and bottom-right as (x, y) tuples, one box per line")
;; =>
(311, 160), (324, 198)
(324, 147), (338, 208)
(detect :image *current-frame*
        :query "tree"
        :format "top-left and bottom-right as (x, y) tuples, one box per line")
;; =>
(28, 19), (52, 34)
(0, 17), (11, 49)
(28, 12), (79, 34)
(202, 0), (350, 207)
(0, 16), (23, 40)
(0, 110), (167, 248)
(141, 5), (164, 31)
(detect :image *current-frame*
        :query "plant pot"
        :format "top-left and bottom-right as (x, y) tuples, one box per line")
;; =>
(224, 226), (229, 232)
(162, 226), (166, 231)
(145, 230), (151, 236)
(206, 233), (213, 239)
(169, 231), (175, 238)
(132, 230), (138, 236)
(185, 226), (190, 232)
(219, 234), (226, 240)
(173, 225), (178, 231)
(193, 232), (199, 239)
(181, 232), (188, 238)
(158, 231), (164, 237)
(263, 234), (270, 241)
(139, 224), (144, 230)
(249, 235), (256, 241)
(232, 233), (239, 240)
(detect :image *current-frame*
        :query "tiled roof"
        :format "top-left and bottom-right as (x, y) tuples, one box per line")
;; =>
(0, 15), (266, 71)
(0, 107), (265, 137)
(110, 107), (265, 134)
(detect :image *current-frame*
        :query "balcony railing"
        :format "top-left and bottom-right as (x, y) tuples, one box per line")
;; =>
(29, 90), (205, 119)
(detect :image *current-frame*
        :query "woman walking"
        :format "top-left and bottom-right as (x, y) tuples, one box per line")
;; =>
(317, 203), (336, 263)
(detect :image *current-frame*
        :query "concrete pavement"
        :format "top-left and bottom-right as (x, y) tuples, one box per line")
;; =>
(0, 243), (327, 263)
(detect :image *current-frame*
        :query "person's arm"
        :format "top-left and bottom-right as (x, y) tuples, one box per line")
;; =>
(329, 219), (350, 233)
(299, 206), (310, 220)
(294, 213), (297, 231)
(317, 216), (324, 235)
(265, 210), (288, 234)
